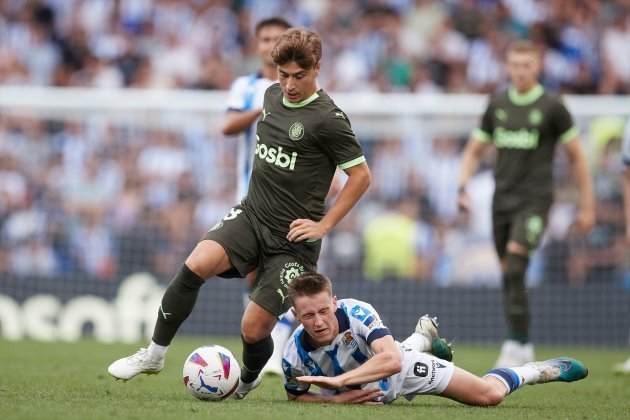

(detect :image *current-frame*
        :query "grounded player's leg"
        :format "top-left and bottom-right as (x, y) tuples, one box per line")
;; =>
(107, 240), (232, 380)
(235, 301), (277, 399)
(442, 357), (587, 407)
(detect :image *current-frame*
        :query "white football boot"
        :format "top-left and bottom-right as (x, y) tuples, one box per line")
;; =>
(613, 356), (630, 374)
(233, 376), (263, 399)
(495, 340), (535, 368)
(107, 348), (164, 381)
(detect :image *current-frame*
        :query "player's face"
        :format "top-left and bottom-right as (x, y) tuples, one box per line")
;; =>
(278, 61), (320, 103)
(293, 291), (338, 347)
(506, 51), (541, 92)
(257, 25), (287, 67)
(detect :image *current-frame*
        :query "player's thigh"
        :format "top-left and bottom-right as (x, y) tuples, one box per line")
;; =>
(185, 240), (233, 279)
(201, 204), (260, 279)
(250, 253), (317, 318)
(440, 366), (504, 406)
(400, 350), (454, 399)
(510, 208), (548, 253)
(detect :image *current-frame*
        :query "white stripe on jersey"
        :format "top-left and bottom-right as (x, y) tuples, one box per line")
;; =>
(225, 74), (275, 201)
(282, 298), (403, 402)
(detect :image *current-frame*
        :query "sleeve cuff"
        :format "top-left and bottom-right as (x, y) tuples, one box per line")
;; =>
(366, 328), (391, 345)
(559, 126), (579, 143)
(472, 128), (491, 143)
(338, 155), (366, 170)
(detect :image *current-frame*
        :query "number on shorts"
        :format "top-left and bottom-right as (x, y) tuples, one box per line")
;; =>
(223, 207), (243, 221)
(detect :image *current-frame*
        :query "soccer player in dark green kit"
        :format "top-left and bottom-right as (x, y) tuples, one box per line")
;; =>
(457, 40), (595, 367)
(108, 28), (372, 398)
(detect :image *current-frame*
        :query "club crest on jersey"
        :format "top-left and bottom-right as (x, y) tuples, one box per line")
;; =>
(342, 331), (358, 349)
(289, 122), (305, 141)
(529, 109), (543, 125)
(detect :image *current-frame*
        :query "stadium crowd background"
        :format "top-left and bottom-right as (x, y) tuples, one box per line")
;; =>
(0, 0), (628, 286)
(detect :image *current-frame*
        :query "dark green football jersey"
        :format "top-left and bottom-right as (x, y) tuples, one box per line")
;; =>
(473, 84), (577, 211)
(243, 84), (365, 237)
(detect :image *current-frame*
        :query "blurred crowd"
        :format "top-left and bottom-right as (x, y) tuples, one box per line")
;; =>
(1, 0), (629, 286)
(1, 0), (630, 93)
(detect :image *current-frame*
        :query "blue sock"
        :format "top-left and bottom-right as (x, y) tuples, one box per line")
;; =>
(485, 368), (523, 394)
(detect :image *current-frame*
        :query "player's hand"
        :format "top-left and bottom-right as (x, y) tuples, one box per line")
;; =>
(296, 375), (343, 389)
(573, 207), (595, 235)
(287, 219), (327, 242)
(330, 388), (384, 404)
(457, 188), (471, 213)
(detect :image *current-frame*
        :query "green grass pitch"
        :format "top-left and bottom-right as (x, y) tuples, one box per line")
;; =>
(1, 338), (629, 420)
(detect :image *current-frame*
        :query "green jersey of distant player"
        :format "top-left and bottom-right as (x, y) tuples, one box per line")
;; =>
(472, 85), (577, 212)
(245, 84), (365, 237)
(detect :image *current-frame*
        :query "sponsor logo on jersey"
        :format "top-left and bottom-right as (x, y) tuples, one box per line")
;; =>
(289, 121), (305, 141)
(495, 108), (508, 122)
(494, 127), (539, 149)
(255, 135), (298, 170)
(529, 109), (543, 125)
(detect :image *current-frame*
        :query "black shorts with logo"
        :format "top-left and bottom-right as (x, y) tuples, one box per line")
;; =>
(492, 204), (550, 260)
(203, 204), (321, 316)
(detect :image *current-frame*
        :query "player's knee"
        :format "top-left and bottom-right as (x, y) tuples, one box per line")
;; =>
(477, 388), (504, 407)
(240, 325), (268, 344)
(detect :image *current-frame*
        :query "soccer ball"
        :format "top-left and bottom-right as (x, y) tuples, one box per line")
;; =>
(182, 345), (241, 401)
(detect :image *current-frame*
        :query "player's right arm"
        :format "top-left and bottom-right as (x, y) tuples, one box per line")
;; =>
(458, 102), (494, 212)
(221, 77), (262, 136)
(222, 109), (263, 135)
(622, 120), (630, 242)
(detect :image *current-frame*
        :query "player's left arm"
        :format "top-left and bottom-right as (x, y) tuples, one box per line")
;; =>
(557, 102), (595, 234)
(297, 335), (401, 389)
(563, 138), (595, 234)
(287, 109), (371, 242)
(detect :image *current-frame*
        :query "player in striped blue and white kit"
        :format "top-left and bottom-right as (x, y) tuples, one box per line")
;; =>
(221, 17), (294, 376)
(283, 272), (588, 405)
(614, 118), (630, 374)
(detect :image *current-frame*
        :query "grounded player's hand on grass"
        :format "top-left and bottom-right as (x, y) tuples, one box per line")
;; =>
(297, 374), (343, 389)
(287, 219), (328, 242)
(330, 389), (384, 404)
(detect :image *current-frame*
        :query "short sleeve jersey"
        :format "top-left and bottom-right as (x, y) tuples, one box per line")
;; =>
(225, 73), (275, 201)
(473, 85), (577, 211)
(244, 84), (365, 236)
(623, 118), (630, 167)
(282, 298), (402, 403)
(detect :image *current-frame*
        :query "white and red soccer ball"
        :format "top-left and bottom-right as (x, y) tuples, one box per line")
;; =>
(182, 345), (241, 401)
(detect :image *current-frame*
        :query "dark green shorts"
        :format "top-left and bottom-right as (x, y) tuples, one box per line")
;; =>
(204, 204), (321, 316)
(492, 206), (549, 259)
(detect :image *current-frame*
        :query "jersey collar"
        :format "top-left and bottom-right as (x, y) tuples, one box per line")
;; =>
(508, 84), (544, 106)
(282, 90), (320, 108)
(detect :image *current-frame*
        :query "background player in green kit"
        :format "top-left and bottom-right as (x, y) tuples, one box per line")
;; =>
(457, 40), (595, 368)
(107, 28), (372, 398)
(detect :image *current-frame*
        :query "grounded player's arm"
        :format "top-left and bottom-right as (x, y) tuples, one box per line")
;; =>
(563, 138), (596, 233)
(297, 335), (401, 389)
(221, 109), (262, 135)
(624, 165), (630, 242)
(457, 137), (490, 212)
(287, 388), (383, 404)
(287, 162), (371, 242)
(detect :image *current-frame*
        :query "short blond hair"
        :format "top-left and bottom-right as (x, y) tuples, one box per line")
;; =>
(507, 40), (541, 57)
